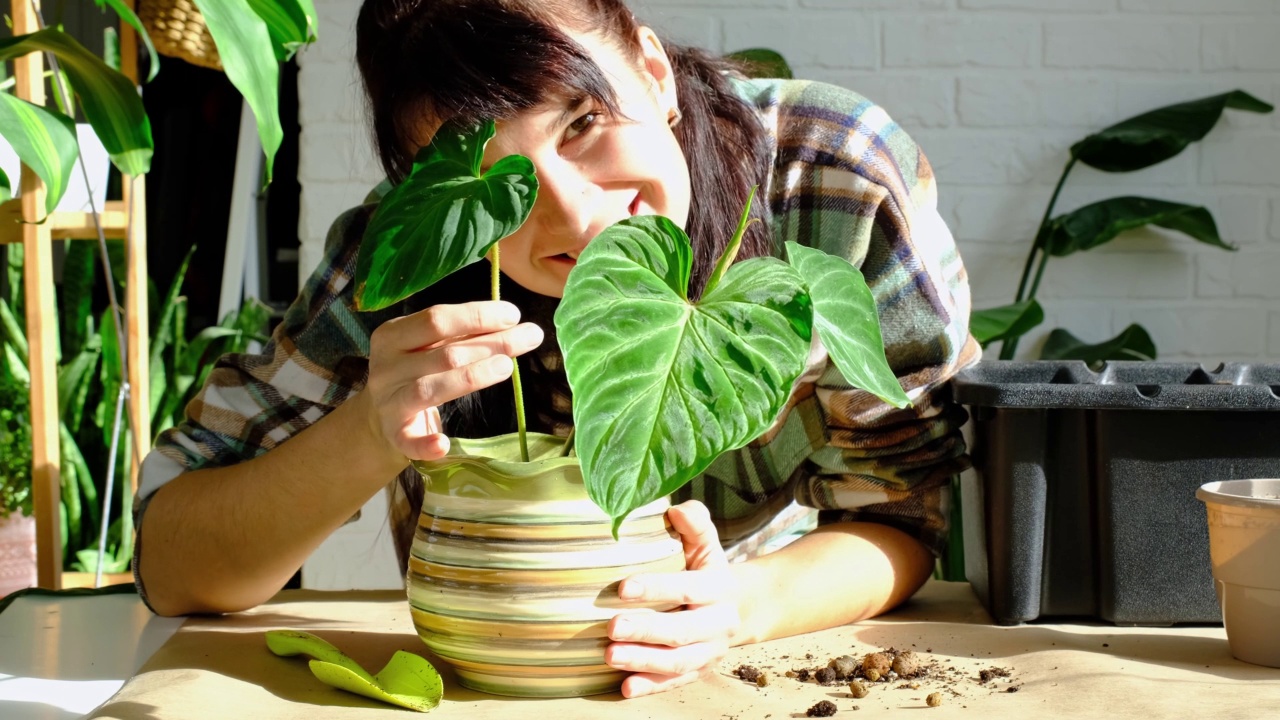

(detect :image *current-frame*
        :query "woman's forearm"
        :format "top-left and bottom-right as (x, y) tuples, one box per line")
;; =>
(137, 390), (407, 616)
(730, 522), (935, 646)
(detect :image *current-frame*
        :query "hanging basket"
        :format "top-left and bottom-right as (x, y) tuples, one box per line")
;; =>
(138, 0), (223, 71)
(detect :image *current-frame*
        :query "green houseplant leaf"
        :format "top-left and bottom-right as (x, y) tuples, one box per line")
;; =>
(0, 28), (153, 176)
(355, 119), (538, 311)
(266, 630), (443, 712)
(785, 242), (909, 409)
(1043, 197), (1230, 257)
(246, 0), (319, 61)
(556, 215), (812, 533)
(92, 0), (161, 82)
(971, 299), (1045, 349)
(0, 167), (9, 202)
(0, 92), (79, 214)
(1040, 323), (1156, 363)
(1071, 90), (1273, 173)
(194, 0), (283, 183)
(725, 48), (793, 79)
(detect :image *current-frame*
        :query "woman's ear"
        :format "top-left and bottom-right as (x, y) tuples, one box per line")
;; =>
(635, 26), (679, 118)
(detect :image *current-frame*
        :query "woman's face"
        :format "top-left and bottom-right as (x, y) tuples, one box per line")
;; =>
(478, 27), (691, 298)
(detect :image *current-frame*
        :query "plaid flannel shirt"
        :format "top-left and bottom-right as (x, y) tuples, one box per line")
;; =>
(136, 78), (980, 582)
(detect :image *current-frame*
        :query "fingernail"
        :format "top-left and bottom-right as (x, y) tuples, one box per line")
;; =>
(620, 580), (644, 600)
(612, 616), (631, 639)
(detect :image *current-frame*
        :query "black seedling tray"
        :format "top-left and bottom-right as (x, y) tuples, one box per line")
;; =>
(951, 361), (1280, 626)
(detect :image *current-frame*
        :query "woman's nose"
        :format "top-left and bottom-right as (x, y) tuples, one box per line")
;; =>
(531, 161), (599, 240)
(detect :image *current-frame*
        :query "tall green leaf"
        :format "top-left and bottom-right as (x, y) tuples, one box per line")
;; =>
(246, 0), (318, 61)
(92, 0), (161, 82)
(0, 297), (28, 365)
(0, 29), (153, 175)
(0, 92), (78, 213)
(356, 119), (539, 311)
(970, 299), (1045, 348)
(1040, 324), (1156, 363)
(1043, 197), (1230, 257)
(785, 242), (909, 409)
(59, 240), (96, 357)
(1071, 90), (1273, 173)
(194, 0), (282, 183)
(725, 48), (793, 79)
(58, 341), (102, 431)
(0, 166), (9, 202)
(556, 216), (812, 533)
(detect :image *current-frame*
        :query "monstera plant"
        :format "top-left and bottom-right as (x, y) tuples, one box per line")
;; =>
(356, 120), (908, 533)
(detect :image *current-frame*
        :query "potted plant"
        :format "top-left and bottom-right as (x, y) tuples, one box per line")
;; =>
(354, 120), (909, 696)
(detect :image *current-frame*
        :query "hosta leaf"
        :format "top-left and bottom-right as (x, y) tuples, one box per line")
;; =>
(356, 119), (538, 311)
(970, 299), (1045, 348)
(725, 48), (793, 79)
(556, 216), (811, 533)
(1043, 197), (1230, 257)
(785, 242), (909, 408)
(1072, 90), (1273, 173)
(195, 0), (282, 183)
(0, 29), (152, 176)
(92, 0), (161, 81)
(1040, 324), (1156, 363)
(0, 93), (78, 214)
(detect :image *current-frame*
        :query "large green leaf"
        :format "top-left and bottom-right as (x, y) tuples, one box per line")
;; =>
(785, 242), (909, 409)
(0, 166), (9, 202)
(0, 93), (78, 214)
(725, 48), (793, 79)
(1043, 197), (1230, 257)
(356, 120), (538, 311)
(0, 29), (152, 176)
(194, 0), (282, 183)
(266, 630), (443, 713)
(1040, 324), (1156, 363)
(246, 0), (318, 62)
(556, 216), (812, 533)
(970, 299), (1045, 348)
(1071, 90), (1273, 173)
(92, 0), (161, 82)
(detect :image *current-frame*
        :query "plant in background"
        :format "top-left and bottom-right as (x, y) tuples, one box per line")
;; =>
(971, 90), (1275, 362)
(356, 121), (908, 534)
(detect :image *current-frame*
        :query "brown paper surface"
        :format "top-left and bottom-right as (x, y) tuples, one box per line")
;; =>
(89, 581), (1280, 720)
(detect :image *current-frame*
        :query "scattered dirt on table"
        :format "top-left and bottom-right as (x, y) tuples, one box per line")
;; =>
(848, 680), (869, 699)
(978, 667), (1011, 684)
(734, 664), (762, 683)
(927, 692), (943, 707)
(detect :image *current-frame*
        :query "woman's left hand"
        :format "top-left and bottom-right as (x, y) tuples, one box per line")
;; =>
(605, 500), (742, 698)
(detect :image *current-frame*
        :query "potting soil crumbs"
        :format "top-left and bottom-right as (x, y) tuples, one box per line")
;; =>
(727, 644), (1022, 714)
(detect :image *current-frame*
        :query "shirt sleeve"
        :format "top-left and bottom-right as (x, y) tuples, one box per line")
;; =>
(769, 80), (981, 555)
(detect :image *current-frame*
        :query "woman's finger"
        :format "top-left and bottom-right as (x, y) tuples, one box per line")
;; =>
(619, 566), (733, 606)
(620, 670), (702, 699)
(604, 639), (728, 676)
(392, 353), (515, 417)
(375, 301), (521, 353)
(407, 322), (543, 379)
(609, 604), (739, 647)
(667, 501), (727, 569)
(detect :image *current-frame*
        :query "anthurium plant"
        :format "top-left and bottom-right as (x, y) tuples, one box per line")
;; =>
(357, 121), (908, 534)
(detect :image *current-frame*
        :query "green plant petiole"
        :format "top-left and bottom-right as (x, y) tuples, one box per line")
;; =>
(701, 185), (759, 298)
(490, 243), (529, 462)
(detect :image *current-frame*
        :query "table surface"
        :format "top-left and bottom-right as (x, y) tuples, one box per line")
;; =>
(5, 581), (1280, 719)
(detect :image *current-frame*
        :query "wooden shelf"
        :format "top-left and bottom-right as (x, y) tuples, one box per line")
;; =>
(0, 199), (129, 244)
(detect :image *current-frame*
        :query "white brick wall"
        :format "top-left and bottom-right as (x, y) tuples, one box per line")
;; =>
(296, 0), (1280, 365)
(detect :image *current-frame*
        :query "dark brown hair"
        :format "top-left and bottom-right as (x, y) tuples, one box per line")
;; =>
(354, 0), (773, 299)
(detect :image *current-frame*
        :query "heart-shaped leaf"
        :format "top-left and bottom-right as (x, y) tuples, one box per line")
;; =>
(1043, 196), (1230, 257)
(785, 242), (909, 409)
(1040, 324), (1156, 363)
(0, 93), (78, 214)
(970, 299), (1045, 348)
(266, 630), (443, 713)
(0, 28), (152, 176)
(1071, 90), (1273, 173)
(555, 216), (812, 533)
(356, 119), (538, 311)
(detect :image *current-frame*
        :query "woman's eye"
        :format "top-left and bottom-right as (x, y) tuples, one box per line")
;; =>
(565, 112), (597, 141)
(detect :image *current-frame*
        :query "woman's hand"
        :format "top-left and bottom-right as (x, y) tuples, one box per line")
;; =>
(361, 300), (543, 463)
(606, 501), (742, 698)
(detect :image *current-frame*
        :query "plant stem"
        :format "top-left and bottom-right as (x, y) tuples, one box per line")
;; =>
(702, 185), (758, 298)
(560, 426), (575, 458)
(1000, 156), (1077, 360)
(490, 244), (529, 461)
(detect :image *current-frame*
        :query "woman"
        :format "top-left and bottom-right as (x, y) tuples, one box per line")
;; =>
(134, 0), (980, 698)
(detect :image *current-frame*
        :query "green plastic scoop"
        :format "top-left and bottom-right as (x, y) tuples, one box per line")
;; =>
(265, 629), (443, 712)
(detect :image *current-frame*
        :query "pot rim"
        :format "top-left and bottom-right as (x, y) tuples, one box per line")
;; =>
(1197, 479), (1280, 510)
(412, 431), (579, 479)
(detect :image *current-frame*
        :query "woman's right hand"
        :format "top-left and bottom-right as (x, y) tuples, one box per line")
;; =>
(361, 300), (544, 463)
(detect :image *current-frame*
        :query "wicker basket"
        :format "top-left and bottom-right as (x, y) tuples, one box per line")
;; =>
(138, 0), (223, 71)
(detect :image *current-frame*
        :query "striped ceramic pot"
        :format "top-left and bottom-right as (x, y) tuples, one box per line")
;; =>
(408, 432), (685, 697)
